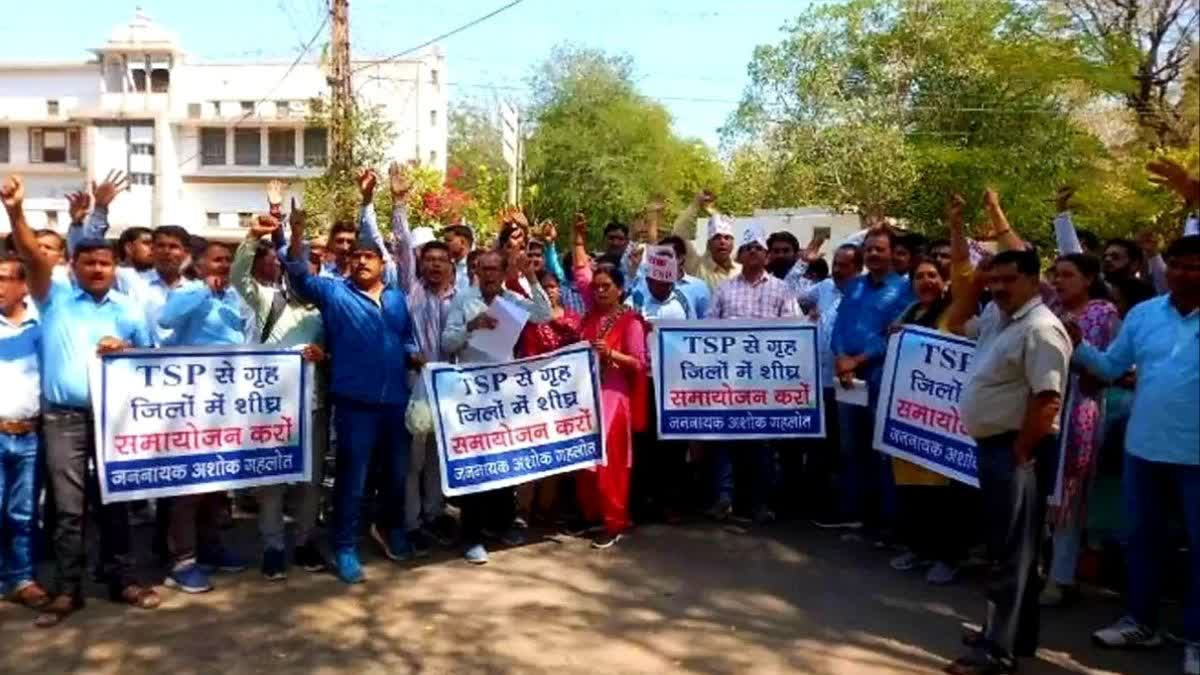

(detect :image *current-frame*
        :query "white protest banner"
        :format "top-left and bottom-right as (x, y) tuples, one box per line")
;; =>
(651, 319), (824, 440)
(423, 343), (604, 497)
(874, 326), (1071, 494)
(90, 346), (313, 503)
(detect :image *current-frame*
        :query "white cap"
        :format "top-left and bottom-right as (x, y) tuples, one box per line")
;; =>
(412, 227), (437, 248)
(706, 214), (735, 241)
(645, 245), (677, 283)
(738, 221), (767, 251)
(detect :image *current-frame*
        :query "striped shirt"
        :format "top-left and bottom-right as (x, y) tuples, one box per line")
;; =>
(711, 272), (800, 320)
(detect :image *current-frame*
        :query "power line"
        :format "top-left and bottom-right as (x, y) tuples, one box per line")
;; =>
(351, 0), (526, 73)
(175, 13), (330, 169)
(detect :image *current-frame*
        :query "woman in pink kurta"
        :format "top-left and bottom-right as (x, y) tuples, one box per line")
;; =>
(1043, 253), (1120, 604)
(572, 238), (647, 548)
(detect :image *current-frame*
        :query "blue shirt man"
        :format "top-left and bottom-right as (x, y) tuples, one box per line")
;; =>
(830, 271), (913, 392)
(283, 184), (418, 584)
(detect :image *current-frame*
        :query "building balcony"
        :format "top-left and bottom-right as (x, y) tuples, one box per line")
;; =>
(97, 92), (171, 117)
(181, 164), (324, 182)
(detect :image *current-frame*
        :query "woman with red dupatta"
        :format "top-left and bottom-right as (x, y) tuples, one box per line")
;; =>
(570, 215), (648, 548)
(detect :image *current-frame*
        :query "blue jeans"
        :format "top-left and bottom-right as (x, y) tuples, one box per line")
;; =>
(1123, 453), (1200, 642)
(835, 401), (896, 530)
(0, 431), (38, 590)
(331, 397), (410, 552)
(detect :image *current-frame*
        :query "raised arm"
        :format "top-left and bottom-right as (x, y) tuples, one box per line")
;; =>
(232, 215), (282, 312)
(1052, 187), (1083, 255)
(356, 168), (399, 288)
(385, 161), (418, 291)
(284, 205), (331, 307)
(1070, 306), (1138, 382)
(982, 189), (1026, 252)
(670, 191), (712, 274)
(944, 193), (982, 335)
(1, 176), (53, 300)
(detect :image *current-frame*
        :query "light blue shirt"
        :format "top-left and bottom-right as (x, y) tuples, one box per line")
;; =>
(35, 279), (151, 408)
(675, 274), (710, 319)
(625, 285), (691, 321)
(1074, 294), (1199, 465)
(157, 282), (248, 347)
(0, 301), (41, 419)
(802, 278), (843, 389)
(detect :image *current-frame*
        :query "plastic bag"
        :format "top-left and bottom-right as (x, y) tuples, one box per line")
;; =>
(405, 373), (434, 435)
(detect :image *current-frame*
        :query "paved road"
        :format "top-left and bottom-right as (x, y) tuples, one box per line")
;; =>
(0, 520), (1183, 674)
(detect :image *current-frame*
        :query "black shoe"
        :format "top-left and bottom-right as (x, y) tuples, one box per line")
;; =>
(423, 515), (457, 546)
(293, 542), (328, 573)
(408, 529), (433, 558)
(944, 649), (1016, 675)
(261, 547), (287, 581)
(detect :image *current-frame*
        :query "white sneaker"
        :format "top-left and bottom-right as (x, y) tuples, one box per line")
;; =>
(1092, 615), (1164, 649)
(1183, 642), (1199, 675)
(889, 551), (925, 571)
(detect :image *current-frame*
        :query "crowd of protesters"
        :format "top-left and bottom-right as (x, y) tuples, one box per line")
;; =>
(0, 156), (1196, 675)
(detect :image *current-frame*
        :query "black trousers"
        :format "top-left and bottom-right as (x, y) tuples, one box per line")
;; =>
(42, 407), (137, 598)
(458, 488), (515, 548)
(975, 432), (1057, 658)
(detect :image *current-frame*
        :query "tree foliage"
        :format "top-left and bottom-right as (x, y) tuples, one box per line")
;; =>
(721, 0), (1198, 248)
(447, 103), (509, 243)
(523, 45), (722, 247)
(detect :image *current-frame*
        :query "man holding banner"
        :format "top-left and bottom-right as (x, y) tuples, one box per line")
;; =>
(707, 221), (800, 524)
(2, 175), (161, 627)
(948, 248), (1071, 675)
(443, 249), (552, 563)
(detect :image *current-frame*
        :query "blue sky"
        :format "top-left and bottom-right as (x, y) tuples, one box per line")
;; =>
(0, 0), (813, 147)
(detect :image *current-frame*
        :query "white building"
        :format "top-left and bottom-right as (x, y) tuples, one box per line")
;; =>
(0, 11), (447, 240)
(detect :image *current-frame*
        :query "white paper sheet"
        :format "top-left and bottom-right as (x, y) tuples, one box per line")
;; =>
(467, 296), (530, 361)
(834, 378), (869, 407)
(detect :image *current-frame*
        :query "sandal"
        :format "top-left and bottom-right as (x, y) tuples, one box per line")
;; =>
(33, 594), (82, 629)
(112, 583), (161, 610)
(8, 581), (51, 610)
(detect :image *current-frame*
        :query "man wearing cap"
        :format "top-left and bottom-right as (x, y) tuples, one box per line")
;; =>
(670, 191), (741, 292)
(708, 221), (800, 522)
(626, 245), (692, 321)
(283, 189), (420, 585)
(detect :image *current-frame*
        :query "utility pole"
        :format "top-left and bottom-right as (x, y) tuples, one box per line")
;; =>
(329, 0), (352, 175)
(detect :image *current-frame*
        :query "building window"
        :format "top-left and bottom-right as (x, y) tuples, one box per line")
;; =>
(430, 69), (439, 85)
(430, 109), (437, 127)
(240, 101), (255, 115)
(129, 173), (155, 186)
(234, 129), (261, 166)
(275, 101), (290, 118)
(150, 69), (170, 93)
(131, 143), (155, 156)
(0, 128), (9, 163)
(45, 211), (59, 228)
(47, 99), (59, 116)
(206, 212), (220, 229)
(132, 69), (147, 92)
(429, 150), (437, 164)
(188, 103), (202, 119)
(200, 128), (226, 166)
(238, 212), (254, 228)
(268, 129), (295, 166)
(30, 128), (80, 164)
(303, 128), (327, 166)
(813, 226), (832, 240)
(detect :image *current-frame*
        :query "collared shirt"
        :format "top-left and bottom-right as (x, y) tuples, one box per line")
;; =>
(669, 200), (743, 292)
(676, 274), (711, 319)
(443, 284), (553, 364)
(409, 282), (457, 363)
(232, 238), (327, 408)
(454, 256), (471, 293)
(626, 285), (691, 321)
(560, 283), (587, 317)
(711, 272), (800, 320)
(36, 279), (151, 408)
(1073, 294), (1198, 465)
(142, 268), (190, 346)
(158, 282), (248, 347)
(830, 272), (913, 388)
(802, 278), (844, 389)
(961, 297), (1072, 439)
(782, 261), (815, 298)
(0, 301), (40, 420)
(285, 253), (418, 407)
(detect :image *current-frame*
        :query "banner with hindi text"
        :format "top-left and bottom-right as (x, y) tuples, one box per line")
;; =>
(90, 346), (313, 503)
(423, 344), (605, 497)
(874, 326), (1070, 497)
(651, 320), (824, 440)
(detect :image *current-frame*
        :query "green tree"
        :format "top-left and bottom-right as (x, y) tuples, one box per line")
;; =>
(724, 0), (1125, 245)
(448, 103), (509, 241)
(523, 45), (722, 248)
(302, 97), (396, 233)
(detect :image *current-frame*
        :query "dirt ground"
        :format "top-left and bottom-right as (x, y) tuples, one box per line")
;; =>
(0, 520), (1184, 675)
